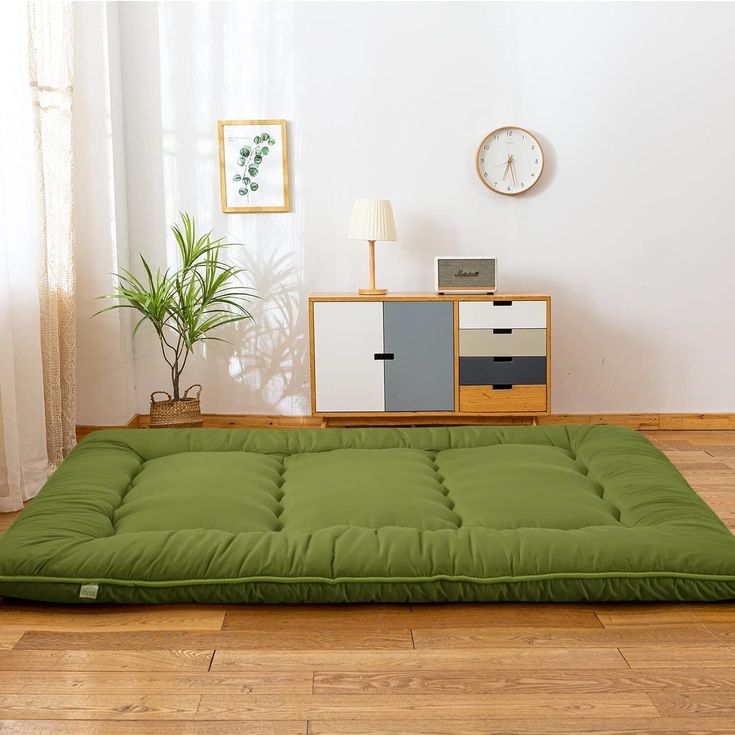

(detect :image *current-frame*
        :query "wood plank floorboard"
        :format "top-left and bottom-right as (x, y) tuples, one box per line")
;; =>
(308, 719), (735, 735)
(0, 670), (313, 695)
(194, 692), (659, 720)
(0, 428), (734, 733)
(0, 694), (201, 720)
(411, 625), (721, 648)
(0, 723), (306, 735)
(211, 647), (630, 671)
(650, 691), (735, 717)
(312, 667), (735, 694)
(222, 605), (412, 630)
(13, 629), (415, 651)
(222, 602), (603, 629)
(620, 645), (735, 668)
(0, 607), (225, 632)
(0, 649), (214, 672)
(0, 632), (23, 651)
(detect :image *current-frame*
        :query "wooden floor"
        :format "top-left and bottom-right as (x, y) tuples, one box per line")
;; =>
(0, 430), (734, 733)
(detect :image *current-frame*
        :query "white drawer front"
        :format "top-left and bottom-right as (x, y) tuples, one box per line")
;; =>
(313, 301), (385, 412)
(459, 300), (547, 329)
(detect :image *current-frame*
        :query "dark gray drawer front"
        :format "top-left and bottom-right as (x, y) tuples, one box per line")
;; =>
(459, 356), (547, 386)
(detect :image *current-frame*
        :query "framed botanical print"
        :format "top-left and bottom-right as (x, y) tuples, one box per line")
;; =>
(218, 119), (290, 213)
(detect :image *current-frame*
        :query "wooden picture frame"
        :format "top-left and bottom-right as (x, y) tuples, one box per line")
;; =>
(218, 119), (290, 213)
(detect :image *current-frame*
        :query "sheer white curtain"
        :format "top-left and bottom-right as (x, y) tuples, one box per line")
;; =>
(0, 1), (75, 512)
(29, 1), (77, 468)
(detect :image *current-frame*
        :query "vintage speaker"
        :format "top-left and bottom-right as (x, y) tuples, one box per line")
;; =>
(434, 256), (497, 294)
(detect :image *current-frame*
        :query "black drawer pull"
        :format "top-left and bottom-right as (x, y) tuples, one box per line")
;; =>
(493, 356), (512, 363)
(492, 384), (513, 390)
(493, 328), (512, 334)
(493, 300), (513, 306)
(374, 353), (395, 361)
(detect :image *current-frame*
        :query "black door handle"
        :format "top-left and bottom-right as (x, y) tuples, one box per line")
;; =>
(374, 353), (395, 360)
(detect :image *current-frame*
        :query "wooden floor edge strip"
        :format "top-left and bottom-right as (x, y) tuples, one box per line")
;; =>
(75, 412), (735, 439)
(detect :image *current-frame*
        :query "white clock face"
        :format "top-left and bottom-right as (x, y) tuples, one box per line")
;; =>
(476, 127), (544, 195)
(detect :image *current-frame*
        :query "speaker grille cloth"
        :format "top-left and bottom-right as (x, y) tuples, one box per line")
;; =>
(438, 259), (495, 288)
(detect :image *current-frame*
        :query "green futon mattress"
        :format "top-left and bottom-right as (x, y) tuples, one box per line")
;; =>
(1, 425), (734, 604)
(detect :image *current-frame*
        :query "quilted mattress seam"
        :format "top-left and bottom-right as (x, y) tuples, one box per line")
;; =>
(2, 570), (735, 588)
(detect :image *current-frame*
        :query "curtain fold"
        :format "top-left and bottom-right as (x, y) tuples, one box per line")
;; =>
(0, 1), (76, 511)
(28, 1), (77, 469)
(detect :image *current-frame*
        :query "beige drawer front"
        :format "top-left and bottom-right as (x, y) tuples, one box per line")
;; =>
(459, 328), (546, 357)
(459, 384), (547, 413)
(459, 300), (547, 329)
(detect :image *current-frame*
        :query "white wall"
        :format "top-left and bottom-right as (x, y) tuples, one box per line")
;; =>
(75, 1), (735, 420)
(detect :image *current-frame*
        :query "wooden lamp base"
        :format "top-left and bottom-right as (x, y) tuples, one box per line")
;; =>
(359, 240), (388, 297)
(359, 288), (388, 295)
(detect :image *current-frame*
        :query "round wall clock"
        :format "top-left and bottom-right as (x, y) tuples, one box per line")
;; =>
(476, 126), (544, 196)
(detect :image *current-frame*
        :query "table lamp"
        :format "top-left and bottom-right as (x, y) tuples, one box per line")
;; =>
(347, 198), (397, 295)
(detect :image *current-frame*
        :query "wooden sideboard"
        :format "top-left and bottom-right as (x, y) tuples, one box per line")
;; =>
(308, 292), (551, 420)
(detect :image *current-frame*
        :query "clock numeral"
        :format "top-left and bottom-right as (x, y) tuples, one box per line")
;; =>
(506, 131), (513, 136)
(520, 183), (525, 187)
(483, 172), (488, 178)
(535, 159), (539, 164)
(531, 173), (535, 177)
(493, 181), (498, 186)
(507, 186), (511, 191)
(484, 145), (489, 150)
(531, 144), (535, 150)
(495, 135), (499, 140)
(480, 158), (484, 163)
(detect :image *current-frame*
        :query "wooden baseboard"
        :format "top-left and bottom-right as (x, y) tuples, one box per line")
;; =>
(136, 413), (321, 430)
(75, 412), (735, 439)
(76, 415), (140, 440)
(540, 413), (735, 430)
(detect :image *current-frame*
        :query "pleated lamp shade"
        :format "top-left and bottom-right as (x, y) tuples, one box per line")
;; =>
(347, 199), (397, 241)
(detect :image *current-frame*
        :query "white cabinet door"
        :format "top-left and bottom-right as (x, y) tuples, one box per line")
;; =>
(313, 301), (385, 412)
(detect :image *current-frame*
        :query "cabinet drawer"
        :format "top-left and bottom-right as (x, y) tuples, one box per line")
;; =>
(459, 300), (547, 329)
(459, 356), (546, 385)
(459, 328), (546, 357)
(459, 384), (547, 413)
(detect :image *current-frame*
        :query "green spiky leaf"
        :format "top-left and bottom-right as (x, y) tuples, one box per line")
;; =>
(94, 212), (257, 399)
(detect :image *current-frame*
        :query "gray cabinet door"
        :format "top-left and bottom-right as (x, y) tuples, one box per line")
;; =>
(383, 301), (454, 411)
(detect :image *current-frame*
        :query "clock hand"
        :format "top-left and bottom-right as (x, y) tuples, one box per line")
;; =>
(509, 155), (517, 186)
(501, 155), (512, 181)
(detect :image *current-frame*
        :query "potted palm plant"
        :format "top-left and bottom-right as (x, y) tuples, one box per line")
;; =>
(97, 212), (255, 427)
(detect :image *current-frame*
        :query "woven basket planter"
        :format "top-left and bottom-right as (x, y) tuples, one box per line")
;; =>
(149, 384), (203, 428)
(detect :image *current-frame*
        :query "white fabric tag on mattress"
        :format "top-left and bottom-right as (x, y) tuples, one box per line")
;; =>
(79, 584), (99, 599)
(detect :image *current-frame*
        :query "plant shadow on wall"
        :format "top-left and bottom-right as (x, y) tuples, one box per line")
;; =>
(95, 212), (256, 427)
(212, 244), (309, 414)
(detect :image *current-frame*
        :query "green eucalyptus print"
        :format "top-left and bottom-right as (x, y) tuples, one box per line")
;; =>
(232, 132), (276, 199)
